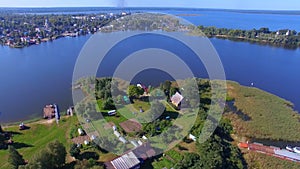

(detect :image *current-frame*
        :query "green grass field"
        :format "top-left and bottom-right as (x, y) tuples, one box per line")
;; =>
(226, 81), (300, 141)
(0, 116), (78, 169)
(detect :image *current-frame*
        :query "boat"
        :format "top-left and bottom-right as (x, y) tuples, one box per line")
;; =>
(286, 145), (294, 152)
(293, 147), (300, 154)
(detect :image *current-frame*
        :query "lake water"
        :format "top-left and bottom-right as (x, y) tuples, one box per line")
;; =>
(0, 9), (300, 123)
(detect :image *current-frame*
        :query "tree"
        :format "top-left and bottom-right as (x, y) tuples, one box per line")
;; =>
(27, 140), (66, 169)
(46, 140), (67, 168)
(127, 85), (144, 98)
(102, 98), (116, 110)
(0, 125), (3, 133)
(175, 153), (201, 169)
(162, 80), (172, 91)
(70, 144), (80, 158)
(8, 145), (25, 169)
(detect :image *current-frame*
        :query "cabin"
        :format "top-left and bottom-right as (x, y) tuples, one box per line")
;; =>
(108, 110), (117, 116)
(171, 92), (184, 107)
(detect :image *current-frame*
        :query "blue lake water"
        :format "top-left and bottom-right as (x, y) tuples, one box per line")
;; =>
(0, 8), (300, 123)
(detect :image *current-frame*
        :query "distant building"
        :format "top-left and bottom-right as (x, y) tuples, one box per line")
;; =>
(171, 92), (184, 107)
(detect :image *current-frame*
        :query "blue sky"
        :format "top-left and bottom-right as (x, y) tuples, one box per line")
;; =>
(0, 0), (299, 10)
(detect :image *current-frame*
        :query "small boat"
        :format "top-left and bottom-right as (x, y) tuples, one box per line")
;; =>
(293, 147), (300, 154)
(286, 145), (293, 151)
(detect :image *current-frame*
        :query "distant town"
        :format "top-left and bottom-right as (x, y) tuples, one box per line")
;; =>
(0, 11), (130, 48)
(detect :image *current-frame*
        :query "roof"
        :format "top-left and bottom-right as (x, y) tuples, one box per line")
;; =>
(132, 142), (156, 160)
(171, 92), (184, 106)
(111, 152), (140, 169)
(274, 149), (300, 161)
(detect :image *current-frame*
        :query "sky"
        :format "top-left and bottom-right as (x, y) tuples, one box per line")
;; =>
(0, 0), (299, 10)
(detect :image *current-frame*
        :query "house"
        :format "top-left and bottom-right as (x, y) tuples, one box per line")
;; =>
(43, 105), (55, 119)
(105, 143), (155, 169)
(171, 92), (184, 107)
(108, 110), (116, 116)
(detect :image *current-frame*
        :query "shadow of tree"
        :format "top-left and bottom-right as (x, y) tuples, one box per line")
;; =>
(12, 142), (33, 149)
(78, 151), (99, 160)
(8, 131), (23, 135)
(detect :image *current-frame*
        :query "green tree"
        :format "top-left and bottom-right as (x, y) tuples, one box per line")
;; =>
(102, 98), (116, 110)
(47, 140), (67, 168)
(28, 140), (66, 169)
(69, 144), (80, 158)
(175, 153), (201, 169)
(8, 145), (25, 169)
(127, 85), (144, 98)
(162, 80), (172, 91)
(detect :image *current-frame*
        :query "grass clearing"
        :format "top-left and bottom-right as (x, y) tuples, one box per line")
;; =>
(0, 116), (78, 169)
(226, 81), (300, 141)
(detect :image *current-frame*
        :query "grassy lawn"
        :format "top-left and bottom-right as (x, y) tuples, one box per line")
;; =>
(226, 81), (300, 141)
(132, 99), (151, 111)
(0, 116), (78, 169)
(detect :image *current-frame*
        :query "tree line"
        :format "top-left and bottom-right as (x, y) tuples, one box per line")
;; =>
(197, 25), (300, 49)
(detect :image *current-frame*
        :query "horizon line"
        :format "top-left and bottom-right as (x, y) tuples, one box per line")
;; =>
(0, 6), (299, 11)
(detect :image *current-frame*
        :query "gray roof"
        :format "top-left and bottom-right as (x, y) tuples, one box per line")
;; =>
(274, 149), (300, 161)
(111, 152), (140, 169)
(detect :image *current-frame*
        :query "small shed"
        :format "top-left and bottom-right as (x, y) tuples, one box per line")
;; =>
(189, 134), (197, 141)
(84, 140), (89, 145)
(78, 128), (84, 136)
